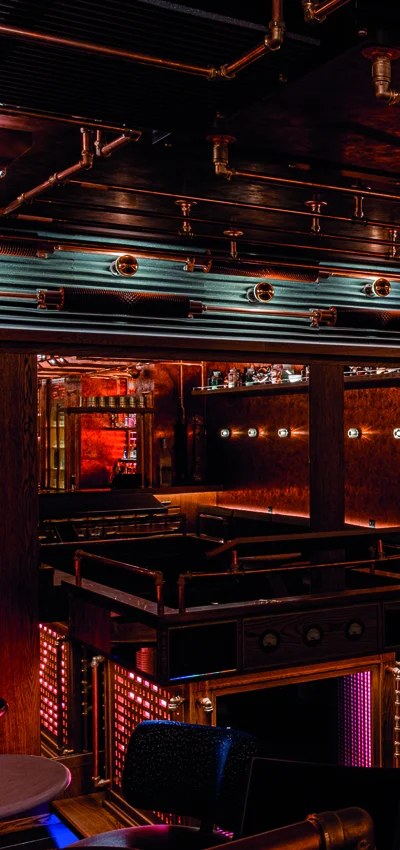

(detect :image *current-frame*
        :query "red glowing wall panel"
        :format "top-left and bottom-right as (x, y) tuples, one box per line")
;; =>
(112, 664), (173, 790)
(39, 623), (69, 751)
(80, 376), (127, 489)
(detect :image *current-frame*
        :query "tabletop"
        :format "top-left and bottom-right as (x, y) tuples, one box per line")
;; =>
(0, 754), (71, 819)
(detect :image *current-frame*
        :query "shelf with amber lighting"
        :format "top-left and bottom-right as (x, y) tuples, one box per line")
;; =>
(192, 382), (307, 397)
(193, 372), (400, 397)
(65, 406), (154, 414)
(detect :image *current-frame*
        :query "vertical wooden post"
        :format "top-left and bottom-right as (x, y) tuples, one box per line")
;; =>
(0, 354), (40, 754)
(309, 363), (345, 590)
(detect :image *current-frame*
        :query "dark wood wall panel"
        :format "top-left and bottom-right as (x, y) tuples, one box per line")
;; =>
(207, 392), (310, 516)
(208, 384), (400, 528)
(0, 354), (40, 754)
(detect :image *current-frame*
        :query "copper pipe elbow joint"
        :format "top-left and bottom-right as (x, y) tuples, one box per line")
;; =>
(302, 1), (324, 22)
(265, 20), (285, 50)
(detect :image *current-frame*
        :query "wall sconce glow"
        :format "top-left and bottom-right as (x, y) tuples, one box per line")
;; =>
(394, 429), (400, 439)
(348, 428), (362, 439)
(220, 428), (231, 439)
(248, 428), (258, 438)
(278, 428), (290, 438)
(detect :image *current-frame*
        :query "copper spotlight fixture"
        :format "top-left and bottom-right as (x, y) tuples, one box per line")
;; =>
(247, 281), (275, 303)
(363, 278), (391, 298)
(110, 254), (139, 277)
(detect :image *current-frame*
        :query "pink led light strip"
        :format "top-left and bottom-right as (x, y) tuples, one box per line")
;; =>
(338, 672), (372, 767)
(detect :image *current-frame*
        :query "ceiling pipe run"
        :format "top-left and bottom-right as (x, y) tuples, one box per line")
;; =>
(302, 0), (351, 23)
(208, 136), (400, 204)
(1, 231), (400, 284)
(0, 129), (135, 217)
(6, 283), (400, 334)
(0, 285), (336, 326)
(0, 102), (142, 135)
(0, 4), (285, 83)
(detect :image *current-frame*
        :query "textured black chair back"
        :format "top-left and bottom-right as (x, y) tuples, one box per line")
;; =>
(122, 720), (260, 835)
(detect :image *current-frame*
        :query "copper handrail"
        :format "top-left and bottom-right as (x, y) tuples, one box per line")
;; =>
(74, 550), (165, 616)
(178, 551), (400, 613)
(220, 808), (374, 850)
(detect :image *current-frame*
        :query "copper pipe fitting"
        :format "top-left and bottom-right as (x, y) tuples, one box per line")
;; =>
(265, 0), (285, 51)
(303, 0), (351, 23)
(363, 48), (400, 105)
(305, 199), (327, 235)
(207, 135), (235, 178)
(175, 200), (197, 237)
(224, 229), (243, 259)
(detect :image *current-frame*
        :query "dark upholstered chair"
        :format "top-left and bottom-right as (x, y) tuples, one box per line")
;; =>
(69, 720), (260, 850)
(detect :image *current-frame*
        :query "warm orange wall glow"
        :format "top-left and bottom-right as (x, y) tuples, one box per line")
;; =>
(208, 385), (400, 526)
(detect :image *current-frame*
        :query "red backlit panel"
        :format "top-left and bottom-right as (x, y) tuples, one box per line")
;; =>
(39, 624), (69, 751)
(112, 664), (173, 790)
(338, 671), (372, 767)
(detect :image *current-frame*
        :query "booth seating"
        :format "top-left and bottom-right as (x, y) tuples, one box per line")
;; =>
(69, 720), (260, 850)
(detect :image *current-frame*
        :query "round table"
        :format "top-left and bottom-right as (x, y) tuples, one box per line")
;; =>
(0, 755), (71, 819)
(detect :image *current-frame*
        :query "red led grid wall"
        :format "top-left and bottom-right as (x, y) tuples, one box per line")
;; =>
(39, 624), (69, 751)
(112, 663), (173, 791)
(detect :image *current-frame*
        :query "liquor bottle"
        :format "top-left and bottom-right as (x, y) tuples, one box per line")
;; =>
(159, 438), (173, 486)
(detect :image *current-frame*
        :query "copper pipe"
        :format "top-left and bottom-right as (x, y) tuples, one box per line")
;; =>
(303, 0), (351, 23)
(73, 550), (165, 615)
(0, 102), (141, 136)
(221, 42), (269, 78)
(29, 196), (400, 252)
(224, 809), (374, 850)
(98, 133), (132, 158)
(0, 128), (137, 217)
(0, 24), (212, 78)
(69, 178), (400, 231)
(0, 128), (94, 217)
(227, 166), (400, 205)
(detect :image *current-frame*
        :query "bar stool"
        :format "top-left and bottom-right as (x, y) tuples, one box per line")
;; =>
(69, 720), (260, 850)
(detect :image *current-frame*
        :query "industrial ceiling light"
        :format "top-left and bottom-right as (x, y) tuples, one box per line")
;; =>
(220, 428), (231, 438)
(348, 428), (362, 439)
(394, 428), (400, 439)
(110, 254), (139, 277)
(247, 281), (275, 303)
(363, 278), (391, 298)
(248, 428), (258, 438)
(278, 428), (290, 438)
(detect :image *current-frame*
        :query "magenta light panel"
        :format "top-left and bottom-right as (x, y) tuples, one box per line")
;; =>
(338, 671), (372, 767)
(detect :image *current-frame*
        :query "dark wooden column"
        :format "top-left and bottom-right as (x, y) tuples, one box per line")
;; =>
(0, 354), (40, 754)
(309, 362), (345, 590)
